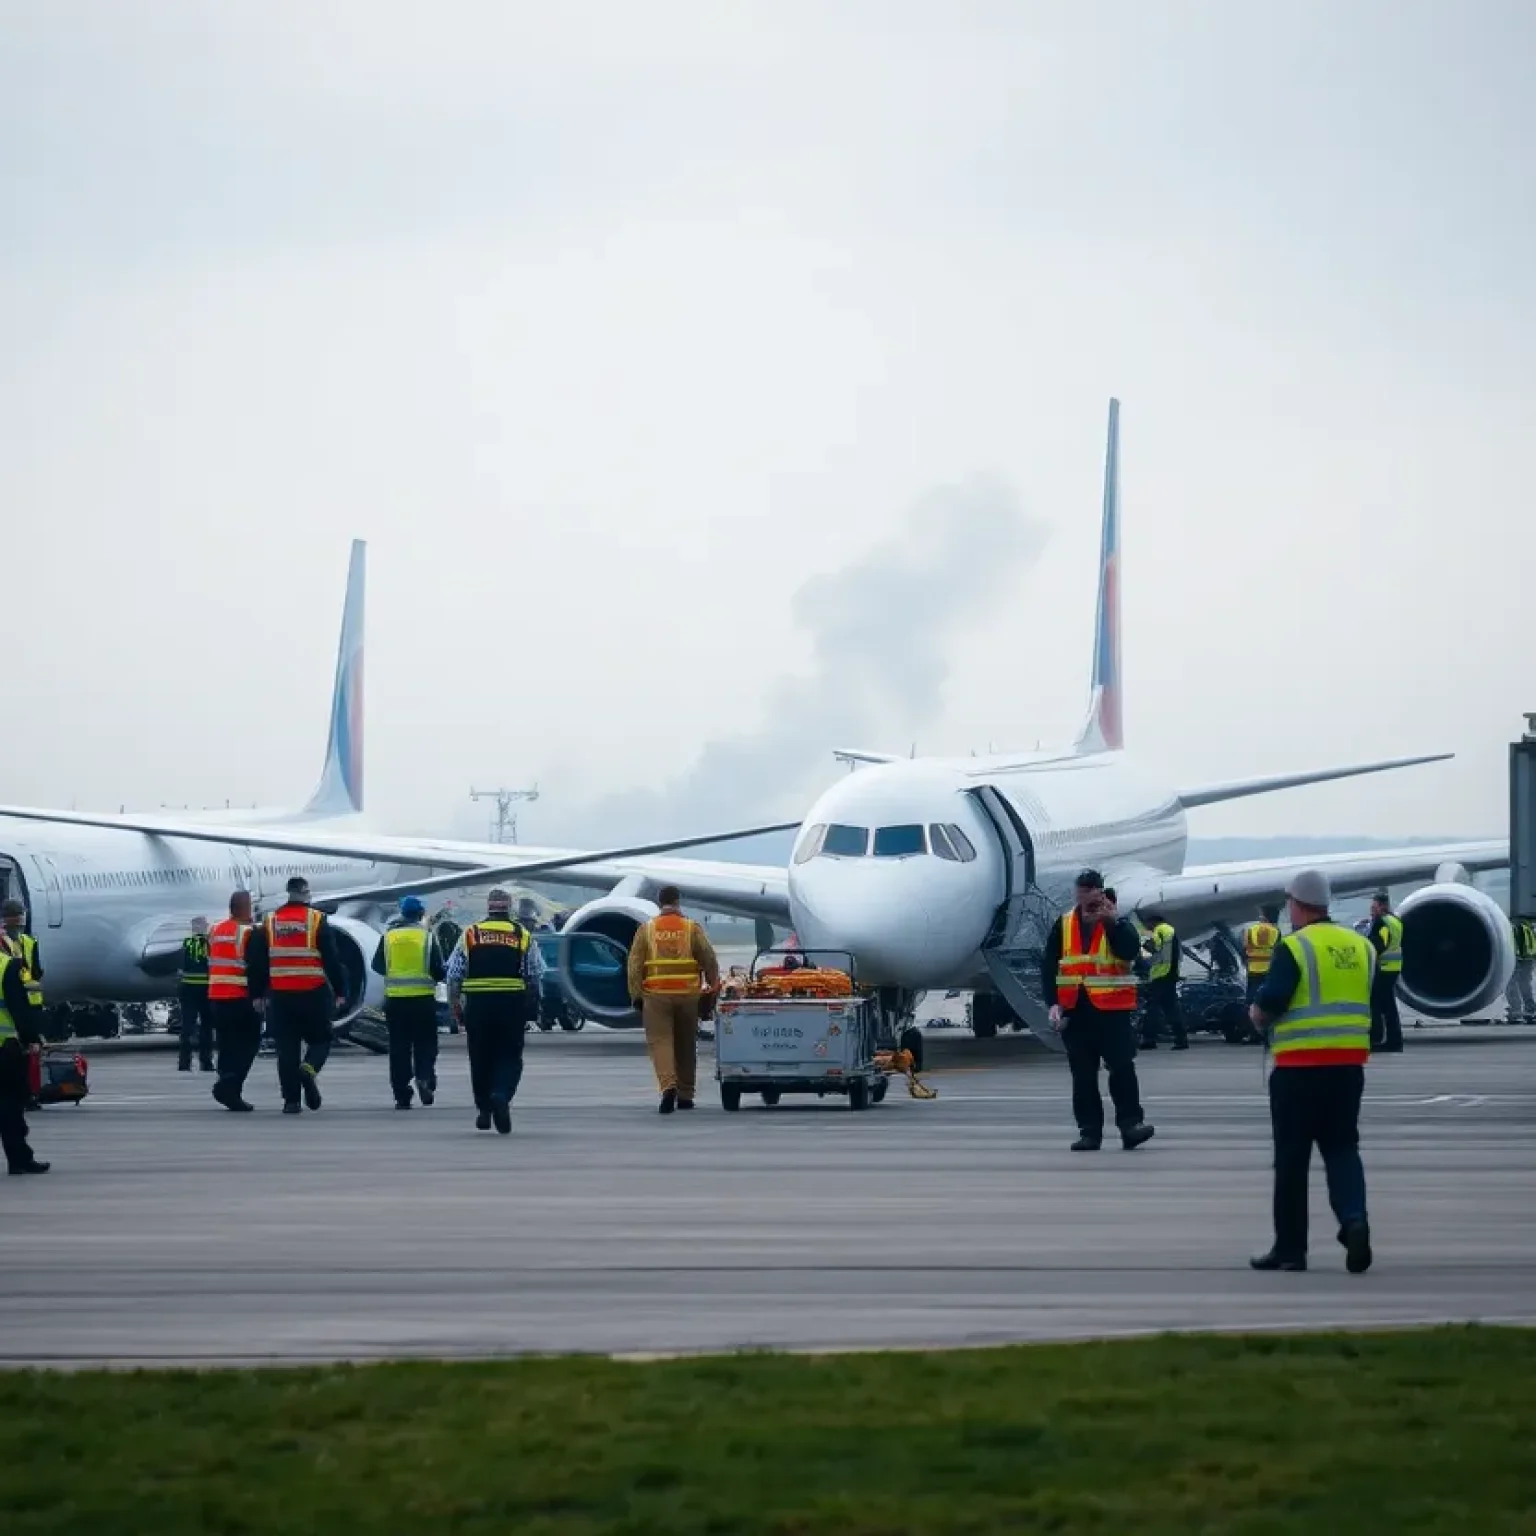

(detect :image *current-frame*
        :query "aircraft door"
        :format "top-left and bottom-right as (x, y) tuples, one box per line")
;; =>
(28, 854), (63, 927)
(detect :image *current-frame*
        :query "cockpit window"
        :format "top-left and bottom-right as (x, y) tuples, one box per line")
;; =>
(930, 824), (959, 861)
(793, 824), (826, 864)
(820, 824), (871, 857)
(945, 823), (978, 862)
(873, 824), (927, 857)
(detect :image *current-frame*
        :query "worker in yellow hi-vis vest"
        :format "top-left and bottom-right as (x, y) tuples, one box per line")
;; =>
(628, 885), (720, 1114)
(371, 895), (447, 1109)
(1367, 890), (1405, 1054)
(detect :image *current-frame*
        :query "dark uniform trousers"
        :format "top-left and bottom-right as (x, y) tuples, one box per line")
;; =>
(1370, 973), (1403, 1052)
(1063, 1007), (1145, 1137)
(386, 997), (439, 1104)
(213, 999), (262, 1097)
(178, 984), (214, 1070)
(1269, 1064), (1368, 1261)
(1139, 978), (1187, 1048)
(464, 994), (528, 1111)
(0, 1037), (38, 1170)
(268, 987), (334, 1104)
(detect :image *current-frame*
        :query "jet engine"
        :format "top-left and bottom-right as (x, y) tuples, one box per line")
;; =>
(1397, 878), (1515, 1020)
(326, 916), (388, 1025)
(556, 894), (658, 1026)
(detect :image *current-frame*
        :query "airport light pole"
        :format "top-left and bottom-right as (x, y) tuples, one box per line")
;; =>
(469, 785), (539, 844)
(1511, 715), (1536, 921)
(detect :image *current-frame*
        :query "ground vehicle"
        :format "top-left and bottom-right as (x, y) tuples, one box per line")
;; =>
(532, 932), (585, 1032)
(715, 950), (891, 1111)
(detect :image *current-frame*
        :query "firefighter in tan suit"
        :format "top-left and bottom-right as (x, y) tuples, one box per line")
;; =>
(628, 885), (720, 1114)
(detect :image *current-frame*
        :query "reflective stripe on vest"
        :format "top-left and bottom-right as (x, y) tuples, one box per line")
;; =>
(208, 919), (252, 1000)
(0, 954), (16, 1042)
(1514, 920), (1535, 959)
(4, 933), (43, 1008)
(1055, 911), (1137, 1012)
(264, 906), (327, 990)
(1376, 913), (1403, 974)
(1244, 923), (1279, 975)
(384, 925), (434, 998)
(642, 913), (701, 996)
(1147, 923), (1177, 982)
(461, 920), (528, 993)
(1271, 923), (1372, 1065)
(180, 934), (211, 986)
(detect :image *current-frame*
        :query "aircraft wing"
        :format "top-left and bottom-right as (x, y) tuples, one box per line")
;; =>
(0, 801), (795, 923)
(323, 853), (792, 922)
(1124, 838), (1508, 930)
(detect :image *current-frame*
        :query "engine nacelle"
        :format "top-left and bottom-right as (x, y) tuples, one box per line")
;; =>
(327, 915), (388, 1025)
(1398, 881), (1515, 1019)
(557, 895), (659, 1026)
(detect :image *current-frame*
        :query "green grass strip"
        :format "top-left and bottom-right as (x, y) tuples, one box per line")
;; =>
(3, 1326), (1533, 1534)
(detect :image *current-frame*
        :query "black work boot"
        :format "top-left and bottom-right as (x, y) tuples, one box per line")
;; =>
(301, 1064), (322, 1111)
(1121, 1123), (1156, 1150)
(1070, 1133), (1102, 1151)
(491, 1097), (512, 1135)
(659, 1088), (677, 1115)
(475, 1108), (492, 1131)
(1340, 1220), (1373, 1274)
(1250, 1250), (1306, 1272)
(416, 1078), (435, 1107)
(8, 1160), (50, 1175)
(282, 1101), (302, 1116)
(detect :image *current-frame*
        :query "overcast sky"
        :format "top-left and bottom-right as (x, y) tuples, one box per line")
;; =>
(3, 0), (1531, 849)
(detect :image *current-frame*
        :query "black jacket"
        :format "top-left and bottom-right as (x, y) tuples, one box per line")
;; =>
(245, 906), (349, 999)
(1040, 908), (1143, 1012)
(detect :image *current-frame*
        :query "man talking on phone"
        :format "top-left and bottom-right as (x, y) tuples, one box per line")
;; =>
(1041, 869), (1156, 1151)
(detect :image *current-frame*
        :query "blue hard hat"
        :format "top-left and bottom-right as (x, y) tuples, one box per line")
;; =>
(399, 895), (426, 918)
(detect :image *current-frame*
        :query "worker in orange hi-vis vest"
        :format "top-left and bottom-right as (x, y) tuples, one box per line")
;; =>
(627, 884), (720, 1115)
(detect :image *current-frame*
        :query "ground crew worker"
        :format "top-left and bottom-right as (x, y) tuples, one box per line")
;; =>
(628, 885), (720, 1114)
(1506, 915), (1536, 1023)
(208, 890), (261, 1112)
(177, 916), (214, 1072)
(1367, 890), (1405, 1053)
(1138, 910), (1188, 1050)
(1247, 868), (1374, 1274)
(245, 876), (348, 1115)
(1, 897), (45, 1029)
(1243, 906), (1282, 1004)
(371, 895), (446, 1109)
(0, 941), (48, 1174)
(446, 888), (543, 1134)
(1042, 870), (1156, 1152)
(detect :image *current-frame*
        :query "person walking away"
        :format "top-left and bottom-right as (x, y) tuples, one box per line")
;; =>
(446, 889), (542, 1133)
(246, 877), (348, 1115)
(372, 895), (447, 1109)
(177, 917), (214, 1072)
(1366, 890), (1405, 1053)
(1506, 916), (1536, 1023)
(628, 885), (720, 1114)
(208, 891), (261, 1112)
(1043, 869), (1156, 1151)
(0, 941), (48, 1174)
(0, 898), (46, 1033)
(1138, 911), (1188, 1050)
(1243, 907), (1282, 1006)
(1248, 868), (1374, 1274)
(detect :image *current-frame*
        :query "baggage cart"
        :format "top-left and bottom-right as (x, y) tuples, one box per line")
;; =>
(714, 950), (889, 1111)
(27, 1046), (89, 1108)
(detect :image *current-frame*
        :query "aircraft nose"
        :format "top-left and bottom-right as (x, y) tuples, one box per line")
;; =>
(788, 861), (960, 987)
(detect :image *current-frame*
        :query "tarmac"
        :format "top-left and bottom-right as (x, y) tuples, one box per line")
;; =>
(3, 1028), (1534, 1367)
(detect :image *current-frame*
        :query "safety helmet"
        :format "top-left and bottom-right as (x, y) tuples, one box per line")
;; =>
(400, 895), (426, 919)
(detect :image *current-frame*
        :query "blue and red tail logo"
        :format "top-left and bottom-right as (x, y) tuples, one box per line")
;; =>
(1078, 398), (1123, 753)
(304, 540), (366, 817)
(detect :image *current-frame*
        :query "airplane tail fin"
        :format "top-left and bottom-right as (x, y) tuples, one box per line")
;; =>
(1074, 398), (1123, 754)
(301, 539), (366, 818)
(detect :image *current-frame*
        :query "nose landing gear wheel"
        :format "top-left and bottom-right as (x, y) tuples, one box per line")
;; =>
(761, 1089), (781, 1106)
(871, 1077), (888, 1104)
(899, 1025), (925, 1071)
(721, 1083), (742, 1112)
(849, 1077), (870, 1111)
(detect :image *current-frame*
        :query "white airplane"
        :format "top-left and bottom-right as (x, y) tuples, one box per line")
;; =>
(0, 542), (792, 1028)
(2, 401), (1513, 1049)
